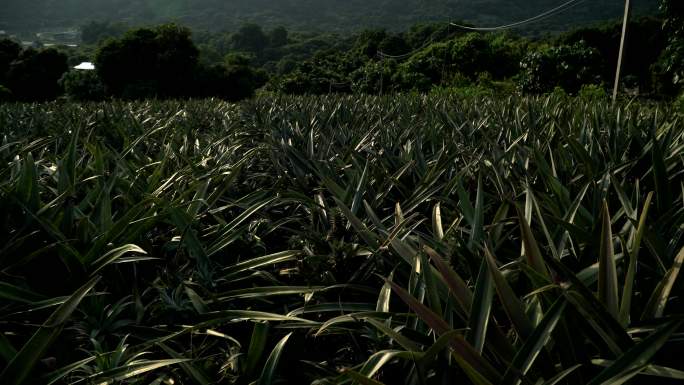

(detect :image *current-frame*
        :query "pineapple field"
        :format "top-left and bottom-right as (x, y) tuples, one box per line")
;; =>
(0, 94), (683, 384)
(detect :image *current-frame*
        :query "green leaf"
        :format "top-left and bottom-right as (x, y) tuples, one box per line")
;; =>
(90, 244), (147, 275)
(619, 192), (653, 326)
(288, 302), (376, 317)
(419, 329), (462, 364)
(356, 350), (420, 378)
(185, 285), (208, 314)
(651, 134), (672, 214)
(432, 202), (444, 240)
(345, 369), (387, 385)
(187, 179), (210, 218)
(246, 322), (270, 379)
(0, 281), (45, 304)
(587, 321), (682, 385)
(42, 356), (96, 385)
(334, 197), (380, 249)
(168, 206), (210, 271)
(452, 353), (496, 385)
(376, 270), (393, 313)
(642, 246), (684, 319)
(214, 286), (322, 301)
(157, 343), (212, 385)
(466, 258), (494, 353)
(222, 250), (300, 279)
(517, 204), (551, 280)
(16, 152), (40, 211)
(315, 312), (401, 337)
(351, 159), (369, 216)
(0, 333), (17, 363)
(208, 197), (276, 256)
(484, 247), (534, 340)
(503, 298), (567, 385)
(424, 246), (473, 315)
(0, 276), (100, 385)
(386, 279), (502, 383)
(257, 332), (293, 385)
(598, 200), (619, 319)
(468, 175), (485, 250)
(364, 318), (420, 352)
(72, 359), (188, 385)
(421, 252), (443, 317)
(541, 364), (582, 385)
(591, 359), (684, 380)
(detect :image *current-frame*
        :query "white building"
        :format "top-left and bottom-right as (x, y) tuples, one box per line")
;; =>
(74, 62), (95, 70)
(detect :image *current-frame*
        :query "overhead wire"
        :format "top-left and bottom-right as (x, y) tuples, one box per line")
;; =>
(449, 0), (591, 31)
(376, 0), (592, 60)
(376, 36), (436, 60)
(345, 0), (595, 94)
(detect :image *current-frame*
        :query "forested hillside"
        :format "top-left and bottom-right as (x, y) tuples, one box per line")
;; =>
(1, 0), (659, 34)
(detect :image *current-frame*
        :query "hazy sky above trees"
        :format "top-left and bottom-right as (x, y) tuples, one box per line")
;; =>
(1, 0), (660, 34)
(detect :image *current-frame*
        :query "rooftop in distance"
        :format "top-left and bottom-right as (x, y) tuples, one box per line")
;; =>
(74, 62), (95, 70)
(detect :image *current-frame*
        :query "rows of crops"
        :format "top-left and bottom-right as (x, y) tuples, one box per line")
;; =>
(0, 95), (683, 384)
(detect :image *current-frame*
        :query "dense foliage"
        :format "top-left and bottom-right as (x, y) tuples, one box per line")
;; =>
(0, 95), (683, 384)
(0, 40), (68, 102)
(559, 17), (666, 91)
(656, 0), (684, 95)
(93, 24), (264, 101)
(519, 42), (603, 94)
(1, 13), (681, 102)
(95, 24), (200, 99)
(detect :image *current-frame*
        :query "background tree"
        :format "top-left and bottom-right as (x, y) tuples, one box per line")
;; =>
(231, 24), (269, 54)
(656, 0), (684, 95)
(154, 24), (200, 97)
(519, 42), (604, 94)
(6, 48), (68, 101)
(193, 62), (264, 101)
(0, 85), (12, 102)
(94, 24), (199, 99)
(561, 17), (666, 92)
(405, 22), (464, 48)
(378, 34), (410, 56)
(353, 30), (388, 58)
(0, 39), (22, 86)
(269, 26), (289, 48)
(80, 21), (129, 45)
(60, 70), (106, 101)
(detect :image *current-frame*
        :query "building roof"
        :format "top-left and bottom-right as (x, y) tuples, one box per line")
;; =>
(74, 62), (95, 70)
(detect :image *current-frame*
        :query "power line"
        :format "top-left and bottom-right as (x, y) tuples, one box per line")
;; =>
(612, 0), (631, 105)
(370, 0), (594, 94)
(449, 0), (591, 32)
(377, 36), (436, 59)
(376, 0), (591, 59)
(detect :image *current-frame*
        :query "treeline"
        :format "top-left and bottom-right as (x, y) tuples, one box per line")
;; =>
(0, 24), (267, 102)
(0, 5), (683, 103)
(265, 17), (673, 97)
(0, 0), (660, 36)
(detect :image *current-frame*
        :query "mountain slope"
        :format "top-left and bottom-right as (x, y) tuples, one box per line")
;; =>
(1, 0), (660, 34)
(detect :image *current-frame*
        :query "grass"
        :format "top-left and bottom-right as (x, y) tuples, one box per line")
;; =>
(0, 94), (683, 384)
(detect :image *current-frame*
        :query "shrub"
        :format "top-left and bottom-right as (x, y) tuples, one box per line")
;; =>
(60, 70), (106, 101)
(193, 63), (263, 101)
(0, 84), (12, 102)
(95, 24), (199, 99)
(657, 0), (684, 96)
(5, 48), (69, 101)
(519, 42), (603, 94)
(578, 83), (608, 100)
(0, 38), (22, 84)
(675, 92), (684, 112)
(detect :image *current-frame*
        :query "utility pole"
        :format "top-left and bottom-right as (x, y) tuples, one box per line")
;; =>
(612, 0), (631, 106)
